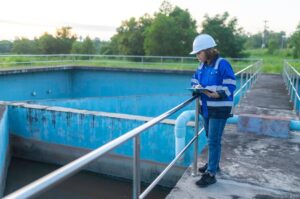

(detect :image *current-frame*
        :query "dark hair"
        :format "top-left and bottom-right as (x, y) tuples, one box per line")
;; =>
(204, 48), (219, 64)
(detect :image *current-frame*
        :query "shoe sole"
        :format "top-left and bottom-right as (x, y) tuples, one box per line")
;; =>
(195, 180), (217, 188)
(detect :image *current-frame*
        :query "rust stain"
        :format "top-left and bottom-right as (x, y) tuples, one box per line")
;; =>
(0, 105), (5, 118)
(66, 112), (72, 126)
(51, 111), (56, 127)
(90, 115), (95, 128)
(27, 108), (34, 127)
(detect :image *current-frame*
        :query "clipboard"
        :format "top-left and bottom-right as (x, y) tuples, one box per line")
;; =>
(187, 87), (214, 94)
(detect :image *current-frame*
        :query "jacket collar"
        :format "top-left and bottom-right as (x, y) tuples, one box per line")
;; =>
(204, 54), (220, 67)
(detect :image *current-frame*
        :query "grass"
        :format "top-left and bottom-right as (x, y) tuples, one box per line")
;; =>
(1, 50), (299, 74)
(244, 48), (299, 73)
(0, 55), (252, 73)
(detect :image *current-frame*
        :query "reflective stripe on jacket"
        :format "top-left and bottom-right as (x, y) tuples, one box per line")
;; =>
(191, 56), (236, 118)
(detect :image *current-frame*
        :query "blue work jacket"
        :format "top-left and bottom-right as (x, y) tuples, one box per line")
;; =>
(191, 55), (236, 118)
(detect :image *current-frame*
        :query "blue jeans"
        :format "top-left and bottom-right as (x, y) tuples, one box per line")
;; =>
(202, 117), (227, 175)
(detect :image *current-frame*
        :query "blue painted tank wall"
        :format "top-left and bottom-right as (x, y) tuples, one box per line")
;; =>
(0, 69), (192, 102)
(32, 94), (195, 119)
(8, 105), (206, 166)
(0, 107), (9, 197)
(71, 70), (191, 98)
(0, 71), (72, 101)
(0, 68), (241, 104)
(1, 67), (242, 168)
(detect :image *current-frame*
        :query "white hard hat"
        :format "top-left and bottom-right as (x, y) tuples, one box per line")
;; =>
(190, 34), (217, 54)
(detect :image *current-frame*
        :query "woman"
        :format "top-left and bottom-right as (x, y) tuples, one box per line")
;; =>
(190, 34), (236, 187)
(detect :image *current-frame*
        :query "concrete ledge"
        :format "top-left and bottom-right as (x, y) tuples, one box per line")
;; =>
(0, 106), (11, 197)
(0, 65), (194, 75)
(11, 135), (186, 188)
(0, 149), (11, 198)
(237, 113), (290, 138)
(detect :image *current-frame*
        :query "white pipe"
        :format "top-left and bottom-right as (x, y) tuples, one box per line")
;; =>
(174, 112), (239, 157)
(174, 110), (196, 156)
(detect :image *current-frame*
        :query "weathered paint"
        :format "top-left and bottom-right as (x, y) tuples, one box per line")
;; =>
(31, 94), (195, 119)
(0, 106), (9, 197)
(237, 114), (290, 138)
(0, 66), (243, 188)
(0, 66), (241, 102)
(0, 70), (72, 101)
(0, 67), (192, 101)
(70, 69), (192, 98)
(8, 104), (206, 166)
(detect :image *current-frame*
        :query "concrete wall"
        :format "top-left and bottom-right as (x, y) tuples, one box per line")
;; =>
(8, 104), (206, 166)
(31, 94), (195, 119)
(11, 135), (186, 187)
(0, 67), (241, 105)
(0, 67), (192, 102)
(71, 69), (192, 98)
(0, 70), (72, 101)
(8, 103), (207, 186)
(0, 106), (10, 197)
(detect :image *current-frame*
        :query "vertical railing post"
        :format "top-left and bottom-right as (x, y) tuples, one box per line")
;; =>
(240, 72), (244, 98)
(294, 75), (299, 114)
(250, 67), (252, 87)
(192, 97), (200, 176)
(133, 135), (141, 199)
(290, 72), (294, 102)
(288, 67), (291, 96)
(246, 70), (249, 91)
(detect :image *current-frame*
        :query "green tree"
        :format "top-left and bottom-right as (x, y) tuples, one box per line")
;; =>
(290, 23), (300, 58)
(93, 38), (101, 54)
(0, 40), (13, 53)
(201, 12), (246, 57)
(267, 31), (285, 54)
(244, 33), (263, 49)
(109, 14), (152, 55)
(55, 26), (77, 54)
(267, 37), (279, 54)
(144, 2), (197, 56)
(37, 33), (58, 54)
(99, 41), (113, 54)
(70, 41), (82, 54)
(71, 36), (96, 54)
(82, 37), (95, 54)
(11, 38), (39, 54)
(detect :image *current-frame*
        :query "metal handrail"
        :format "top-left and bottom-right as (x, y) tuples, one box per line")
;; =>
(233, 60), (262, 105)
(3, 60), (261, 199)
(0, 54), (260, 68)
(139, 60), (262, 198)
(0, 54), (261, 60)
(3, 96), (197, 199)
(140, 128), (205, 198)
(283, 60), (300, 115)
(235, 60), (262, 95)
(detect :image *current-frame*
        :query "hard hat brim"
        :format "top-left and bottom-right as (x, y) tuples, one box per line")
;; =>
(189, 50), (199, 55)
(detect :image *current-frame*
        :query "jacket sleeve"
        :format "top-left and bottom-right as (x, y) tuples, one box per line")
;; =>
(217, 60), (236, 99)
(191, 69), (200, 86)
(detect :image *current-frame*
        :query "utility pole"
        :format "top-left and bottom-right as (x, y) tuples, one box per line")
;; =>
(262, 20), (268, 48)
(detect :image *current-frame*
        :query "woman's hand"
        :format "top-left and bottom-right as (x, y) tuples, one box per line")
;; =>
(202, 90), (220, 98)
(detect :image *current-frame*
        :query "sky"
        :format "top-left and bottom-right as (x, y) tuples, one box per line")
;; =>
(1, 0), (299, 41)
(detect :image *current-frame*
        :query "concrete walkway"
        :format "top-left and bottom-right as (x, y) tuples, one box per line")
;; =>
(234, 74), (297, 119)
(166, 74), (300, 199)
